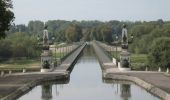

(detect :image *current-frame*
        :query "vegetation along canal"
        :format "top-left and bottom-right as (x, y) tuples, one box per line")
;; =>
(18, 45), (160, 100)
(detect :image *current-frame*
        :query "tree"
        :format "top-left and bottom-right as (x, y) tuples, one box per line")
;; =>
(28, 20), (44, 35)
(65, 24), (82, 42)
(0, 39), (12, 60)
(8, 32), (40, 58)
(101, 24), (113, 43)
(148, 37), (170, 69)
(82, 28), (91, 41)
(0, 0), (14, 38)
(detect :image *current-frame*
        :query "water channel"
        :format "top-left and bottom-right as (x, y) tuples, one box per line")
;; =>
(18, 45), (160, 100)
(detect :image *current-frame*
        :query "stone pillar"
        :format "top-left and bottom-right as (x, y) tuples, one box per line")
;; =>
(145, 67), (148, 71)
(23, 69), (26, 73)
(1, 71), (4, 77)
(158, 67), (161, 72)
(9, 70), (12, 74)
(119, 51), (131, 71)
(41, 50), (53, 72)
(167, 68), (169, 73)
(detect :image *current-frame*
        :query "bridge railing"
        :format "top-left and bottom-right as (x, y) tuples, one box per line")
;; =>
(52, 42), (84, 68)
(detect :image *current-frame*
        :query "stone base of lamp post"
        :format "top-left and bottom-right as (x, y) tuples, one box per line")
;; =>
(40, 50), (52, 73)
(118, 51), (131, 71)
(118, 62), (131, 71)
(119, 67), (131, 71)
(40, 68), (52, 72)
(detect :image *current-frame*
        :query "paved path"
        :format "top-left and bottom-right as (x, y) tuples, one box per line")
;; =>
(92, 41), (116, 70)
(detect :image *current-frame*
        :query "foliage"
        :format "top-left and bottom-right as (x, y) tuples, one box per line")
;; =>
(8, 20), (126, 43)
(65, 24), (82, 42)
(0, 32), (41, 61)
(0, 0), (14, 38)
(0, 59), (40, 68)
(28, 20), (44, 35)
(129, 21), (170, 54)
(148, 37), (170, 69)
(100, 24), (113, 43)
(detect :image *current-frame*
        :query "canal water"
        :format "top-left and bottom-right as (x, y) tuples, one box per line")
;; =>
(18, 45), (160, 100)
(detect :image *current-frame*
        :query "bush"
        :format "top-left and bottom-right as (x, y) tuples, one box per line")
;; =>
(148, 37), (170, 69)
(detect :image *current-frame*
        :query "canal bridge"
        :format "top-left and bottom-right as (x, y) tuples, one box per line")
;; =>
(0, 41), (170, 100)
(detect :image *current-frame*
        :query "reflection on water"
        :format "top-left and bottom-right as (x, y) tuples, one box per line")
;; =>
(41, 84), (52, 100)
(18, 45), (160, 100)
(120, 84), (131, 100)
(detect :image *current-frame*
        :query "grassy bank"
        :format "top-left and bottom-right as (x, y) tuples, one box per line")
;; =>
(131, 54), (148, 70)
(52, 52), (65, 59)
(0, 59), (40, 69)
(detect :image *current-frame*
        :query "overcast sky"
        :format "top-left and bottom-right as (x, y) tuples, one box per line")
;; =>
(13, 0), (170, 24)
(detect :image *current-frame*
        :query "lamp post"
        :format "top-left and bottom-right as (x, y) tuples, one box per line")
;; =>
(52, 37), (56, 61)
(116, 35), (118, 66)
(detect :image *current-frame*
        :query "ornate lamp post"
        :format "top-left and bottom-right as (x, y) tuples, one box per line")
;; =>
(121, 24), (128, 49)
(119, 24), (131, 71)
(40, 26), (53, 72)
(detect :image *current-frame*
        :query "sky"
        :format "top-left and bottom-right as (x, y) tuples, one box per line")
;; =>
(13, 0), (170, 24)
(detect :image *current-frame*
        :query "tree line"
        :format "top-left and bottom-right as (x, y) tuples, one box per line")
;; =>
(8, 20), (134, 43)
(1, 19), (170, 69)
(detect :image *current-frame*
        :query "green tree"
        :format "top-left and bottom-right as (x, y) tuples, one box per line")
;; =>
(28, 20), (44, 35)
(65, 24), (82, 42)
(0, 0), (14, 38)
(101, 24), (113, 43)
(0, 39), (12, 60)
(8, 32), (40, 58)
(148, 37), (170, 69)
(82, 28), (91, 41)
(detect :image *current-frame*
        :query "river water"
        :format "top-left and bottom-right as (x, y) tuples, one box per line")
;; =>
(18, 45), (160, 100)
